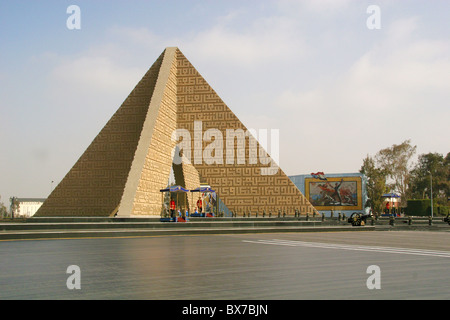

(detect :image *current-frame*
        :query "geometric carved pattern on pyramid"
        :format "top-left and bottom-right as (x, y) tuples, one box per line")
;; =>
(35, 51), (166, 216)
(35, 47), (317, 217)
(175, 49), (315, 215)
(116, 47), (179, 217)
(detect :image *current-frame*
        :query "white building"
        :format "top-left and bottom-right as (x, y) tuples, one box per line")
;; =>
(14, 198), (46, 218)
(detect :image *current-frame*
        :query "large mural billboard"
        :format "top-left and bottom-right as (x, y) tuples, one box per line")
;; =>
(304, 176), (363, 211)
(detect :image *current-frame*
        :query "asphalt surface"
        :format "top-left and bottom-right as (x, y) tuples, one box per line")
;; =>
(0, 230), (449, 300)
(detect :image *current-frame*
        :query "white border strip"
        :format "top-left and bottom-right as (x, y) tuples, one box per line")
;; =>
(242, 239), (450, 258)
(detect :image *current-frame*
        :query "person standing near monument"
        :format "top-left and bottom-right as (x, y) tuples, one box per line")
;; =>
(197, 197), (203, 214)
(170, 199), (176, 218)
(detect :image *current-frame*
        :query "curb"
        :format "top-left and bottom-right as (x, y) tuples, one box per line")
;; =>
(0, 225), (375, 241)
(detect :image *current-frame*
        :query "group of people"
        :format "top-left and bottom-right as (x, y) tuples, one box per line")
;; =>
(169, 197), (205, 219)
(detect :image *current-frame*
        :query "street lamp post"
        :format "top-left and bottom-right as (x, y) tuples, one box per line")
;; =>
(428, 171), (433, 219)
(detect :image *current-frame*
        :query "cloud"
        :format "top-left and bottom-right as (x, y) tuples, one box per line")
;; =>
(109, 26), (161, 47)
(272, 17), (450, 173)
(97, 8), (310, 72)
(50, 54), (141, 93)
(44, 44), (146, 131)
(276, 0), (356, 14)
(181, 13), (308, 68)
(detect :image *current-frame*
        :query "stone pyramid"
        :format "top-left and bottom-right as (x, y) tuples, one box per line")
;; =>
(35, 47), (316, 217)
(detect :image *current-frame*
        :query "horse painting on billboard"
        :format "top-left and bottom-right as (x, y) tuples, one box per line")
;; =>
(305, 177), (362, 210)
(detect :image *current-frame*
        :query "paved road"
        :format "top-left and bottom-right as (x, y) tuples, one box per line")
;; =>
(0, 231), (449, 300)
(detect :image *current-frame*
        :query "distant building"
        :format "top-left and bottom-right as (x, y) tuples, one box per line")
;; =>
(289, 173), (368, 217)
(13, 198), (46, 218)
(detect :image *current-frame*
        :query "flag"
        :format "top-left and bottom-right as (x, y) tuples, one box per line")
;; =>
(311, 172), (327, 180)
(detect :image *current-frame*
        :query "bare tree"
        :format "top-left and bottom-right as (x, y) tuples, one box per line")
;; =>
(375, 139), (417, 206)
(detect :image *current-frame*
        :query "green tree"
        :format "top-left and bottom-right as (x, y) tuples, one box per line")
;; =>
(360, 155), (387, 215)
(410, 152), (449, 206)
(0, 196), (8, 218)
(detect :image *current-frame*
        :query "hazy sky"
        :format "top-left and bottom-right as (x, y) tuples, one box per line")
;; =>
(0, 0), (449, 204)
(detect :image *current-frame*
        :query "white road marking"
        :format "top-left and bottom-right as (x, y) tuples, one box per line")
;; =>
(242, 239), (450, 258)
